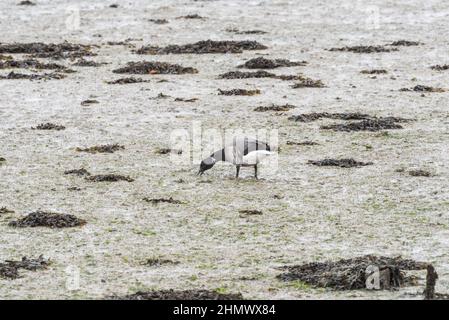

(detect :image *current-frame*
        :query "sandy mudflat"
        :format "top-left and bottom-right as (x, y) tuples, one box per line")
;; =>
(0, 0), (448, 299)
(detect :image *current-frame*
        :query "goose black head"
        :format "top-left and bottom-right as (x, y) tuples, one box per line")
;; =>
(197, 157), (216, 175)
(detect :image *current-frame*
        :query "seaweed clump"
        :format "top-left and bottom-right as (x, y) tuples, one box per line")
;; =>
(0, 42), (95, 59)
(219, 70), (275, 79)
(0, 58), (67, 70)
(238, 57), (306, 69)
(142, 197), (183, 205)
(9, 211), (86, 228)
(287, 141), (319, 146)
(86, 174), (134, 182)
(400, 85), (446, 93)
(321, 119), (404, 132)
(80, 99), (99, 106)
(289, 112), (371, 122)
(113, 61), (198, 75)
(143, 258), (180, 267)
(106, 77), (150, 85)
(148, 19), (169, 25)
(360, 69), (387, 74)
(218, 88), (260, 96)
(109, 289), (243, 300)
(308, 158), (373, 168)
(0, 256), (50, 280)
(218, 70), (303, 81)
(32, 123), (65, 131)
(18, 1), (36, 5)
(329, 45), (398, 53)
(390, 40), (421, 46)
(76, 144), (124, 154)
(136, 40), (267, 54)
(254, 104), (295, 112)
(64, 168), (91, 176)
(176, 14), (205, 20)
(227, 29), (267, 35)
(72, 59), (106, 67)
(288, 112), (409, 132)
(291, 77), (325, 88)
(0, 71), (66, 80)
(409, 169), (432, 177)
(239, 209), (263, 216)
(155, 148), (182, 155)
(277, 255), (428, 291)
(430, 65), (449, 71)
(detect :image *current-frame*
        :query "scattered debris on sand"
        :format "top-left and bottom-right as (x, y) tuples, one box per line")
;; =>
(106, 77), (150, 85)
(219, 70), (275, 79)
(106, 41), (127, 46)
(390, 40), (421, 46)
(67, 187), (82, 191)
(17, 0), (36, 5)
(409, 169), (432, 177)
(400, 85), (446, 92)
(329, 45), (398, 53)
(106, 40), (136, 48)
(226, 28), (267, 35)
(32, 123), (65, 131)
(0, 71), (66, 80)
(113, 61), (198, 75)
(287, 141), (319, 146)
(291, 77), (325, 88)
(218, 88), (261, 96)
(321, 119), (404, 132)
(288, 112), (409, 132)
(360, 69), (387, 74)
(80, 99), (99, 106)
(155, 148), (182, 155)
(86, 174), (134, 183)
(142, 197), (183, 205)
(289, 112), (371, 122)
(238, 57), (306, 69)
(0, 256), (50, 280)
(174, 97), (198, 102)
(0, 207), (14, 215)
(9, 211), (86, 228)
(430, 64), (449, 71)
(0, 42), (95, 60)
(239, 209), (263, 216)
(64, 168), (91, 176)
(254, 104), (295, 112)
(176, 14), (205, 20)
(76, 144), (124, 154)
(0, 58), (67, 70)
(143, 258), (180, 267)
(308, 158), (373, 168)
(277, 255), (428, 291)
(218, 70), (303, 80)
(136, 40), (267, 54)
(109, 289), (243, 300)
(72, 58), (106, 67)
(0, 157), (5, 164)
(148, 19), (169, 24)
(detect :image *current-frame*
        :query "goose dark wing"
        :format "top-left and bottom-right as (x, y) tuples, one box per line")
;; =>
(241, 137), (270, 155)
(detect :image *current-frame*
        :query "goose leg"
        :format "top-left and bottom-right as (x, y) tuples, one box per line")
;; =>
(254, 165), (258, 179)
(235, 165), (240, 179)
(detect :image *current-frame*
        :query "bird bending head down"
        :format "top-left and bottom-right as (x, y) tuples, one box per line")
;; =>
(197, 156), (216, 175)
